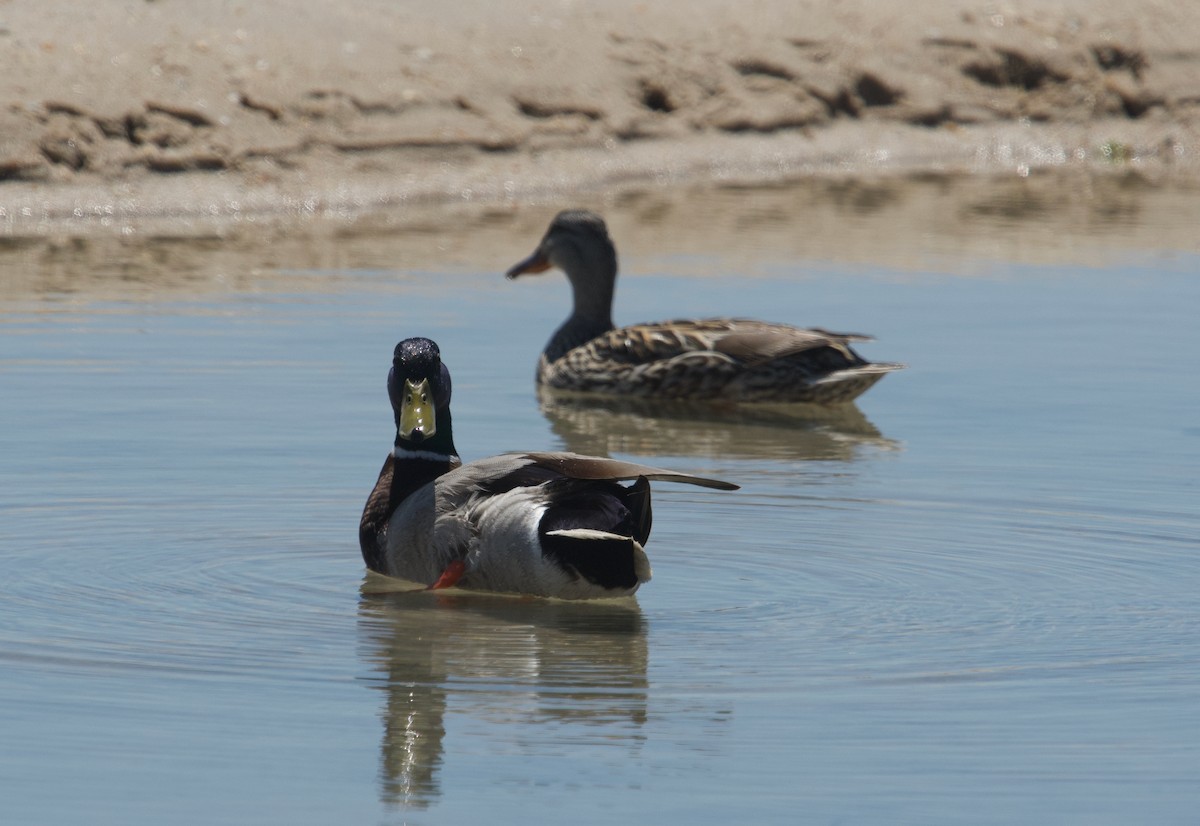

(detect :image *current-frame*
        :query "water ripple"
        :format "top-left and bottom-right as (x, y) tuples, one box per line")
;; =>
(2, 497), (358, 684)
(639, 477), (1200, 692)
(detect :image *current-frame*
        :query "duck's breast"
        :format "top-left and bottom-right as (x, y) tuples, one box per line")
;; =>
(381, 484), (448, 584)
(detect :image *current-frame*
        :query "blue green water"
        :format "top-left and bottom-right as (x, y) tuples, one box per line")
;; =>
(2, 195), (1198, 824)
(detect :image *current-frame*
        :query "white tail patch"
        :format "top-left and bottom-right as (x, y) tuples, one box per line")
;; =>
(545, 528), (630, 541)
(633, 542), (652, 583)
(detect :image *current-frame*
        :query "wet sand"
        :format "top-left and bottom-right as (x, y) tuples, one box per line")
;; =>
(2, 0), (1199, 239)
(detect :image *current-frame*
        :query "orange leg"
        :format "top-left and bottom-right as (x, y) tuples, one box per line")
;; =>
(428, 559), (467, 590)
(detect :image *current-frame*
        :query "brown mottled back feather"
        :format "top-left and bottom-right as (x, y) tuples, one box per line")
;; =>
(540, 318), (902, 404)
(507, 211), (903, 405)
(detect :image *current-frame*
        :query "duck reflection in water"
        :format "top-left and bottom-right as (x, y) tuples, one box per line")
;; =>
(538, 386), (900, 462)
(357, 585), (648, 810)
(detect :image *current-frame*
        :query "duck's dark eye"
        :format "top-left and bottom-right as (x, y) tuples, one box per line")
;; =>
(421, 393), (429, 403)
(405, 393), (413, 404)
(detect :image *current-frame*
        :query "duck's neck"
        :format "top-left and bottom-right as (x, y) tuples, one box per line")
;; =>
(546, 263), (617, 363)
(389, 411), (460, 502)
(360, 407), (461, 573)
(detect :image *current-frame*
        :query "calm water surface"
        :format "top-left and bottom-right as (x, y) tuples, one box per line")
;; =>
(2, 187), (1199, 824)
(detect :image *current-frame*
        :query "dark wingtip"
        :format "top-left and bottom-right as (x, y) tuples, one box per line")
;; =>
(523, 451), (739, 490)
(692, 478), (740, 491)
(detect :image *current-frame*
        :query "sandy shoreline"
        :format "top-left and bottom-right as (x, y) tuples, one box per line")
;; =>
(2, 0), (1200, 238)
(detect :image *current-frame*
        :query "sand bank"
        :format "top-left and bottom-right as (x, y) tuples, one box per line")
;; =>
(1, 0), (1199, 237)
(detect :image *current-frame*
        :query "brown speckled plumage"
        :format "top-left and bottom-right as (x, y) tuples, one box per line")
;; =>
(506, 210), (903, 405)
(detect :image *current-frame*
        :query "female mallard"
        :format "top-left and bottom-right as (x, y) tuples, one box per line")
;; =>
(359, 337), (738, 600)
(506, 210), (903, 405)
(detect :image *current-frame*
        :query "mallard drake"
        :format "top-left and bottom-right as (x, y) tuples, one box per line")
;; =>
(359, 337), (738, 600)
(506, 210), (903, 405)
